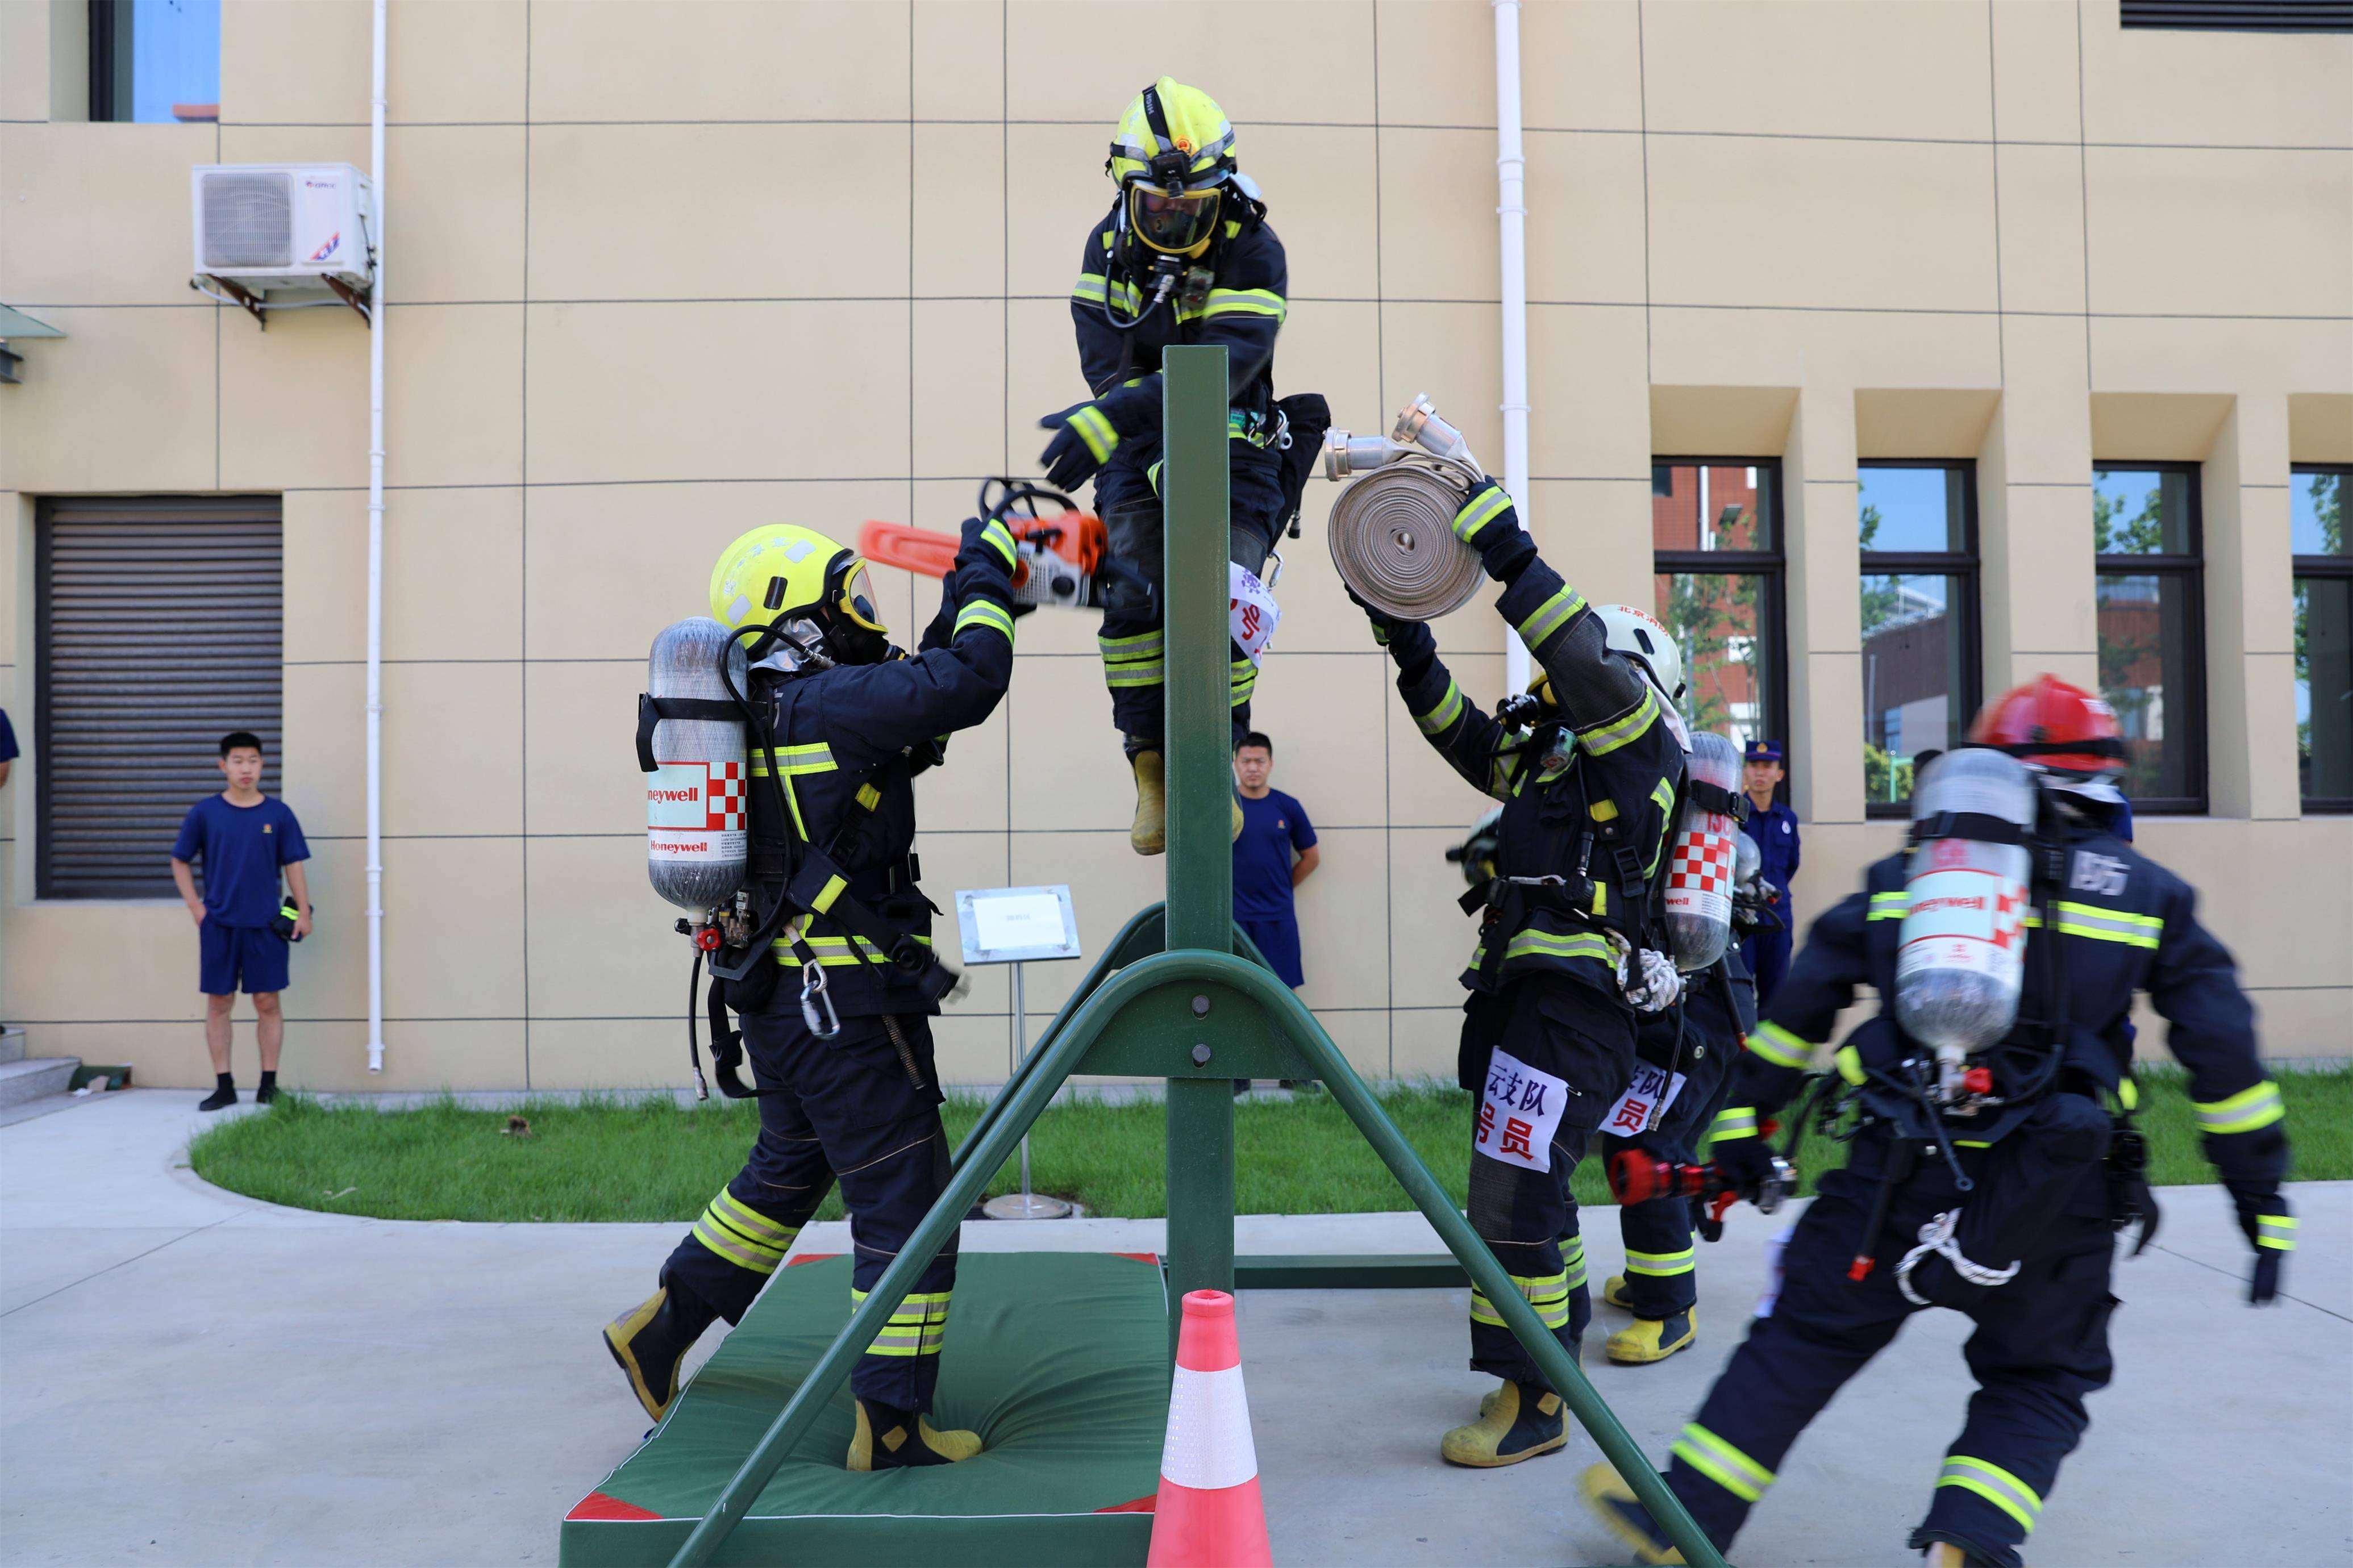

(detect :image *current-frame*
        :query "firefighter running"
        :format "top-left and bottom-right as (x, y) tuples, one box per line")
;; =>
(1358, 478), (1689, 1468)
(1582, 676), (2296, 1567)
(606, 516), (1022, 1471)
(1039, 77), (1325, 855)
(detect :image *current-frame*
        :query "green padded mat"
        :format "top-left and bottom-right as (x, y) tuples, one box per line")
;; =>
(561, 1252), (1171, 1567)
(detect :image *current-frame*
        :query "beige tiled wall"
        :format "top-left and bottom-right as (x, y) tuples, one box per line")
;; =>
(2, 0), (2348, 1090)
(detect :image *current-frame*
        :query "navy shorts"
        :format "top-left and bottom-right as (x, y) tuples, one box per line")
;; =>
(199, 920), (290, 996)
(1236, 914), (1305, 989)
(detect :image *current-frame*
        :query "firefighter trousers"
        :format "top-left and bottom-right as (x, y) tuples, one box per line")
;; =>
(1661, 1135), (2118, 1568)
(1093, 444), (1288, 752)
(1460, 975), (1639, 1388)
(661, 1003), (958, 1412)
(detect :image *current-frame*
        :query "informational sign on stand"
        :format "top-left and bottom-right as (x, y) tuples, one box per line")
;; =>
(953, 886), (1082, 1220)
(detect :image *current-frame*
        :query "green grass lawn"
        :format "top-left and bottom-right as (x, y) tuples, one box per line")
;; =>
(188, 1068), (2349, 1225)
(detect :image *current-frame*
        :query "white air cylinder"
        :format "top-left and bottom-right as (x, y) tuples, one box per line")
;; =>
(645, 617), (748, 911)
(1664, 731), (1742, 971)
(1893, 748), (2036, 1081)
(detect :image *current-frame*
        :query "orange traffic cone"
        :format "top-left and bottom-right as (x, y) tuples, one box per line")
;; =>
(1147, 1290), (1273, 1568)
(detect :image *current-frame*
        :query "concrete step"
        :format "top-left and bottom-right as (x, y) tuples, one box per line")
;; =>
(0, 1026), (26, 1065)
(0, 1058), (80, 1109)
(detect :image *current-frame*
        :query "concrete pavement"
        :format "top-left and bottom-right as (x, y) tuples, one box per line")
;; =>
(2, 1089), (2345, 1567)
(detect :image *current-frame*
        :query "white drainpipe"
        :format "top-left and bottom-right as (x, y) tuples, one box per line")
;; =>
(365, 0), (387, 1073)
(1494, 0), (1532, 694)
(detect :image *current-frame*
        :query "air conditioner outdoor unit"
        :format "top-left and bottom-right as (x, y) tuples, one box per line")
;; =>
(190, 162), (375, 299)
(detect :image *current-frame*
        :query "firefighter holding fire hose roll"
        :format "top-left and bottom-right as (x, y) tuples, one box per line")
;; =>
(1359, 478), (1689, 1469)
(1038, 77), (1326, 856)
(608, 516), (1022, 1471)
(1584, 676), (2294, 1568)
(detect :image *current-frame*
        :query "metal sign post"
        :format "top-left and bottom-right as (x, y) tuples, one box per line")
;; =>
(955, 885), (1081, 1220)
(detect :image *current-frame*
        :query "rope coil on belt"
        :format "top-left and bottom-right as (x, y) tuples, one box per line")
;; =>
(1325, 466), (1487, 621)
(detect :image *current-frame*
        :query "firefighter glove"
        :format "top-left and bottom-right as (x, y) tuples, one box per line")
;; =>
(1708, 1105), (1776, 1199)
(2235, 1194), (2292, 1306)
(1622, 946), (1682, 1012)
(1039, 401), (1123, 490)
(1350, 586), (1437, 683)
(1452, 481), (1538, 582)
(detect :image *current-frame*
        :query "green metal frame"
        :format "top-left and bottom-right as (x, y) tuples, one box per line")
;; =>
(663, 348), (1726, 1568)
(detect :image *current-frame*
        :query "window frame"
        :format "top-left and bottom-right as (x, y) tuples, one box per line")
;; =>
(2092, 459), (2208, 815)
(1650, 454), (1791, 773)
(1856, 458), (1983, 818)
(2291, 461), (2352, 814)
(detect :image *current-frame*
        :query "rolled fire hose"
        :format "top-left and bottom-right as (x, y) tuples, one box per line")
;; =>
(1326, 466), (1487, 622)
(1322, 396), (1489, 622)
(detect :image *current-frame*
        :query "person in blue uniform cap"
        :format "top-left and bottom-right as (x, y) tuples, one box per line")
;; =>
(1737, 740), (1801, 1005)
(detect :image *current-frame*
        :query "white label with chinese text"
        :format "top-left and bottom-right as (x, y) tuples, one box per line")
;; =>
(1601, 1061), (1688, 1138)
(1475, 1047), (1569, 1173)
(1229, 564), (1280, 663)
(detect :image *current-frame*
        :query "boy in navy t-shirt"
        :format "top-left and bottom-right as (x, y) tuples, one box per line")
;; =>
(171, 731), (311, 1110)
(1231, 733), (1319, 1089)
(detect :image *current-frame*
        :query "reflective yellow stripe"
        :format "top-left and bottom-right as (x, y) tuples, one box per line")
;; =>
(2193, 1081), (2284, 1135)
(1453, 485), (1514, 543)
(1201, 286), (1286, 319)
(1937, 1456), (2042, 1532)
(1469, 1270), (1572, 1330)
(1834, 1044), (1865, 1085)
(710, 1190), (796, 1246)
(1672, 1423), (1775, 1502)
(1954, 1139), (1993, 1149)
(2047, 900), (2163, 949)
(1517, 587), (1588, 648)
(2256, 1213), (2296, 1250)
(1105, 664), (1164, 688)
(1749, 1020), (1813, 1069)
(851, 1288), (952, 1357)
(1625, 1246), (1696, 1277)
(1100, 629), (1163, 655)
(1577, 689), (1660, 757)
(1072, 272), (1108, 302)
(1868, 891), (1909, 921)
(692, 1190), (798, 1275)
(855, 782), (882, 811)
(1501, 928), (1616, 965)
(979, 519), (1018, 570)
(1415, 679), (1466, 736)
(1711, 1106), (1758, 1142)
(811, 874), (847, 914)
(772, 933), (933, 966)
(2118, 1077), (2139, 1111)
(776, 743), (835, 774)
(1068, 404), (1118, 462)
(954, 599), (1015, 642)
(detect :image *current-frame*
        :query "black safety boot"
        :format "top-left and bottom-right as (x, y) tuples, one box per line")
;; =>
(603, 1280), (719, 1421)
(847, 1399), (982, 1471)
(1580, 1463), (1688, 1564)
(1442, 1379), (1566, 1467)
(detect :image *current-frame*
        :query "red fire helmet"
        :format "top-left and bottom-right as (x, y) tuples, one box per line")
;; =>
(1968, 674), (2125, 777)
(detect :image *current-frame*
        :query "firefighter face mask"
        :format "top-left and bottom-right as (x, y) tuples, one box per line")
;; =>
(1126, 182), (1220, 257)
(822, 558), (890, 665)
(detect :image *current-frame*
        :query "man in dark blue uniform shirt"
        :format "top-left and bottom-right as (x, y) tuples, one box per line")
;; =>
(1231, 732), (1318, 1090)
(1737, 739), (1801, 1004)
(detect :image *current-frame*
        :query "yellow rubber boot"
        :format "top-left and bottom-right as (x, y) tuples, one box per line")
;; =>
(847, 1399), (983, 1471)
(1580, 1462), (1688, 1565)
(602, 1283), (717, 1423)
(1922, 1544), (2021, 1567)
(1129, 750), (1167, 856)
(1602, 1274), (1635, 1312)
(1442, 1380), (1567, 1468)
(1606, 1307), (1697, 1365)
(1479, 1338), (1580, 1417)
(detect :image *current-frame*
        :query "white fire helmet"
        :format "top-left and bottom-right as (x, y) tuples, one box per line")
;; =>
(1594, 604), (1684, 707)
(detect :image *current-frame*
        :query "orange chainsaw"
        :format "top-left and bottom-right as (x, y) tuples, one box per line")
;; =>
(859, 479), (1149, 612)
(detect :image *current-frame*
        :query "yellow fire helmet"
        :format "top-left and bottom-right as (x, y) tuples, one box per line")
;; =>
(1106, 78), (1239, 260)
(709, 524), (886, 648)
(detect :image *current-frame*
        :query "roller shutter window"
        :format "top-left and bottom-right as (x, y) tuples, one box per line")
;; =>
(35, 497), (284, 899)
(2119, 1), (2352, 31)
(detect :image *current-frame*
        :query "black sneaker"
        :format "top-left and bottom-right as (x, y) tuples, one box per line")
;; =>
(198, 1081), (237, 1112)
(255, 1082), (278, 1106)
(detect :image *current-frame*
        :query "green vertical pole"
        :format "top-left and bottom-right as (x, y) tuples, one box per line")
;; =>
(1160, 344), (1236, 1341)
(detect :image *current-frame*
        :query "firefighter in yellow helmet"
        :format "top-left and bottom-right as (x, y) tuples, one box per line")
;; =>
(604, 514), (1023, 1470)
(1038, 78), (1326, 854)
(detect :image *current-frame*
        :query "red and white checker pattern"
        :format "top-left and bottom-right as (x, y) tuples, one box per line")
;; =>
(1668, 830), (1733, 894)
(706, 762), (746, 831)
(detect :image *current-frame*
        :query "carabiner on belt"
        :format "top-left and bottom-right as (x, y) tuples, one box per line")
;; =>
(799, 961), (840, 1040)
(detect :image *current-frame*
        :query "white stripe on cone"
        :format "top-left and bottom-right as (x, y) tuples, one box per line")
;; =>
(1160, 1365), (1259, 1491)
